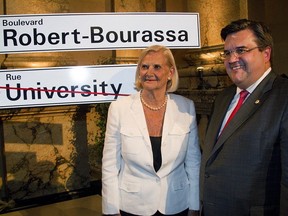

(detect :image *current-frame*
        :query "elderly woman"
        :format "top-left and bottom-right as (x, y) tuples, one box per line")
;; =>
(102, 45), (201, 216)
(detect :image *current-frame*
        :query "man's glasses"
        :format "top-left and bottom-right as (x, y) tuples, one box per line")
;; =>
(220, 46), (261, 59)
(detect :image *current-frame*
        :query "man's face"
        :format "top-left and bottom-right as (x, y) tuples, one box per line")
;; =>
(223, 29), (271, 89)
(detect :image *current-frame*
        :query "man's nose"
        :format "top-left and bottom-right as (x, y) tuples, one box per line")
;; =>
(227, 51), (240, 62)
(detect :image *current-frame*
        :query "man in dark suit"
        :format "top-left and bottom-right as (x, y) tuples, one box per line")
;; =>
(200, 19), (288, 216)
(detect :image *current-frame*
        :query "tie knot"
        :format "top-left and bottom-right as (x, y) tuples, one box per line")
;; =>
(240, 90), (249, 99)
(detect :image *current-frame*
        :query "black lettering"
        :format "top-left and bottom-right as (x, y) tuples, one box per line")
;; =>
(106, 31), (118, 43)
(100, 81), (108, 96)
(48, 32), (60, 45)
(71, 29), (81, 44)
(142, 30), (153, 42)
(154, 30), (164, 42)
(70, 85), (78, 97)
(33, 28), (45, 45)
(133, 31), (140, 42)
(119, 31), (131, 43)
(90, 26), (104, 43)
(44, 87), (55, 98)
(61, 32), (69, 44)
(178, 30), (188, 42)
(3, 29), (17, 46)
(6, 84), (21, 101)
(80, 85), (91, 97)
(23, 87), (36, 100)
(166, 30), (176, 42)
(19, 33), (32, 46)
(57, 86), (69, 98)
(111, 83), (122, 99)
(37, 82), (41, 99)
(6, 74), (21, 80)
(6, 74), (11, 80)
(93, 79), (97, 96)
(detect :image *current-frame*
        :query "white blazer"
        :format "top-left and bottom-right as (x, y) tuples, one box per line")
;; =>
(102, 92), (201, 215)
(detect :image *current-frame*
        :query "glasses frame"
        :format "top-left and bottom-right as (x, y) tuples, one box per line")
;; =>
(220, 46), (261, 59)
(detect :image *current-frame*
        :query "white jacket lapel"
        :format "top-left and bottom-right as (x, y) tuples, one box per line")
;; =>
(162, 94), (176, 147)
(130, 93), (151, 146)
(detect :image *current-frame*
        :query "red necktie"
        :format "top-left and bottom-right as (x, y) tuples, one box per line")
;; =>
(223, 90), (249, 129)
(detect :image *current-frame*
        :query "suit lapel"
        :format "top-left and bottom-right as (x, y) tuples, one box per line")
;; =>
(130, 93), (176, 147)
(129, 92), (151, 146)
(203, 88), (236, 158)
(162, 94), (176, 147)
(207, 72), (276, 163)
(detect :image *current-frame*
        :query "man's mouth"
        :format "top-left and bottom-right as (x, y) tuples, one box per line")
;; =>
(229, 63), (245, 70)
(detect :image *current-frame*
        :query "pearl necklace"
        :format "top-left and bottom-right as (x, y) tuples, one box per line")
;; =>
(140, 91), (167, 111)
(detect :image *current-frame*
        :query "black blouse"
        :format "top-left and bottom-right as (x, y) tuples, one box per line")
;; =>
(150, 136), (162, 172)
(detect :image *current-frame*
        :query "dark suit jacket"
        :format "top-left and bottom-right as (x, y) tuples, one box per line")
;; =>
(200, 72), (288, 216)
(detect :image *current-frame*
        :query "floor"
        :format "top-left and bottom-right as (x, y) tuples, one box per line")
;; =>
(1, 195), (102, 216)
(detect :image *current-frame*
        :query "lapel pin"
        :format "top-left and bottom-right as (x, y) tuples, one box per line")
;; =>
(255, 99), (260, 104)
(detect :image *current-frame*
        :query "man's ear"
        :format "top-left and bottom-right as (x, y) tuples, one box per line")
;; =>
(263, 46), (272, 63)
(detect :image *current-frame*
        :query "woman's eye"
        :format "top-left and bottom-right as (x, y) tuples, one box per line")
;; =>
(153, 64), (161, 70)
(141, 64), (149, 70)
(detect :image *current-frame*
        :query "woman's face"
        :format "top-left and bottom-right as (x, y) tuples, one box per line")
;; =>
(139, 51), (173, 92)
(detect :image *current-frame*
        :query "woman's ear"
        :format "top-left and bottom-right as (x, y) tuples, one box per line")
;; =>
(169, 67), (175, 79)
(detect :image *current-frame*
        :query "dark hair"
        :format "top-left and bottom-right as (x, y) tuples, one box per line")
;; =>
(221, 19), (273, 64)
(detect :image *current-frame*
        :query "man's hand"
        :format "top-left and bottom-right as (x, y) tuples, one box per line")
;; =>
(188, 210), (199, 216)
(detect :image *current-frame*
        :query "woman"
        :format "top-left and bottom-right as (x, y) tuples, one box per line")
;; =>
(102, 45), (200, 216)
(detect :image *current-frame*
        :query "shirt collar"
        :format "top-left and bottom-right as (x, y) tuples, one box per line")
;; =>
(236, 67), (272, 94)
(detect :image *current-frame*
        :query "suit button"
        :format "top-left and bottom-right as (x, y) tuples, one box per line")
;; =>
(205, 173), (210, 178)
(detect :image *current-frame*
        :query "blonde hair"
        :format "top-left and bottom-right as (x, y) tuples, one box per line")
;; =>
(134, 45), (179, 92)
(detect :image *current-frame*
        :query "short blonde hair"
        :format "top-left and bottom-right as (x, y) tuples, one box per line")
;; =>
(134, 45), (179, 92)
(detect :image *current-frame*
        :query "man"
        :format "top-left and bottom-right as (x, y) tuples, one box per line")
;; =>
(200, 19), (288, 216)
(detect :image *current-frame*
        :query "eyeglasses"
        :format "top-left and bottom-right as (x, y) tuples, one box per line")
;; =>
(220, 46), (261, 59)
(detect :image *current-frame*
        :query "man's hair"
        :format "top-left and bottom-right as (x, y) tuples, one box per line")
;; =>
(221, 19), (274, 64)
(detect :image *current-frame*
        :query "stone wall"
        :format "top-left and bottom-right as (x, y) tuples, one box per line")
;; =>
(1, 105), (105, 200)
